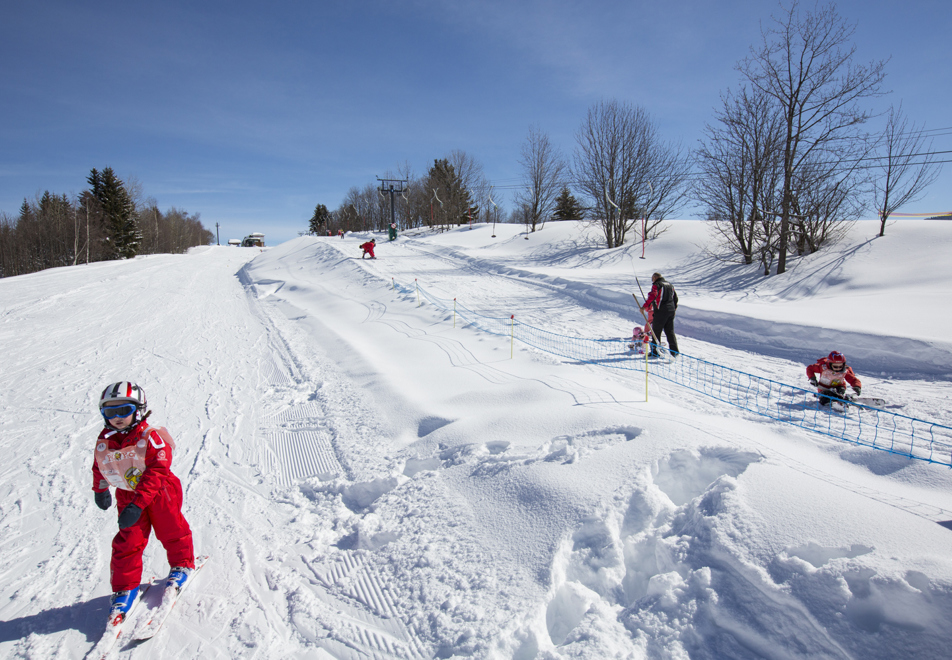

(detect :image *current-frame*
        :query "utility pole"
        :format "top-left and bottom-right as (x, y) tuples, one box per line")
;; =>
(377, 177), (408, 241)
(215, 222), (220, 246)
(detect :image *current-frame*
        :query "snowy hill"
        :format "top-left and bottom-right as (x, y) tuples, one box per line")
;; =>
(2, 220), (952, 659)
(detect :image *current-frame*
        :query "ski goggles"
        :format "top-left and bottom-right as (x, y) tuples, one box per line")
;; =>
(101, 403), (137, 419)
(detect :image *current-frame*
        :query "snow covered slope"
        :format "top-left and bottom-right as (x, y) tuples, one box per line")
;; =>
(2, 220), (951, 659)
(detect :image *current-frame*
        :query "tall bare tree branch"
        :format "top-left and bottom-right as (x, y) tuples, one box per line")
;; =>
(874, 103), (943, 236)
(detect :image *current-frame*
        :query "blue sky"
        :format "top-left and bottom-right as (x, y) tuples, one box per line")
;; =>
(2, 0), (950, 245)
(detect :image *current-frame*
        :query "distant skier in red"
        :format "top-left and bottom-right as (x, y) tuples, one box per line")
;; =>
(91, 382), (195, 623)
(360, 238), (376, 259)
(806, 351), (862, 409)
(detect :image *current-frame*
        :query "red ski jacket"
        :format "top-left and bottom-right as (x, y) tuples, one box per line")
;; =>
(92, 419), (180, 511)
(806, 358), (862, 391)
(642, 278), (678, 312)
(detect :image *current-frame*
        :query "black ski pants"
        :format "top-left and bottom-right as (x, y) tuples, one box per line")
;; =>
(650, 307), (679, 356)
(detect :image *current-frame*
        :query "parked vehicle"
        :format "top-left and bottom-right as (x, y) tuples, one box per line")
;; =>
(241, 233), (265, 247)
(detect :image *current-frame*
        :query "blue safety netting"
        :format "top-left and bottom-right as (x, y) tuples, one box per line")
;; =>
(398, 279), (952, 467)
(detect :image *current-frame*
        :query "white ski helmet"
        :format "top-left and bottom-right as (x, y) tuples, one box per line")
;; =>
(99, 381), (147, 424)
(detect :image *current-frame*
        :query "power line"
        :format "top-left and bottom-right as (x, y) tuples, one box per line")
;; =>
(484, 149), (952, 191)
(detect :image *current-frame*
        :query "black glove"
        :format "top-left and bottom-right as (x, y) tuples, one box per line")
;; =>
(809, 377), (818, 387)
(117, 504), (143, 529)
(94, 490), (112, 510)
(854, 387), (861, 397)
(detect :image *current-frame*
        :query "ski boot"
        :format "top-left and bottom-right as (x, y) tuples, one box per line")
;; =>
(166, 566), (193, 591)
(108, 586), (139, 623)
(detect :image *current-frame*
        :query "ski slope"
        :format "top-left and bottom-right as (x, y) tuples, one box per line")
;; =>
(2, 219), (952, 659)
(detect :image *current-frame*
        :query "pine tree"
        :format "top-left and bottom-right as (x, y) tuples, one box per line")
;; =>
(426, 159), (476, 227)
(553, 187), (585, 221)
(88, 167), (139, 259)
(309, 203), (330, 234)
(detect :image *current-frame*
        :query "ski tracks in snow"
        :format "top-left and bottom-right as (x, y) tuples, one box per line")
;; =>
(233, 263), (431, 658)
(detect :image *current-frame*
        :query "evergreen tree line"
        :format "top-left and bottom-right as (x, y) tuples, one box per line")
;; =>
(310, 1), (944, 276)
(0, 167), (214, 278)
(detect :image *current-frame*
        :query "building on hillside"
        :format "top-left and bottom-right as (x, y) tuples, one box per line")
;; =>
(241, 233), (265, 247)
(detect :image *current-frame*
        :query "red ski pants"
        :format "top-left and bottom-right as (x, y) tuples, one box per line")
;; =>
(110, 476), (194, 591)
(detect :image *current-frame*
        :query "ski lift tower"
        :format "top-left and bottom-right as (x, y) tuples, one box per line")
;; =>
(377, 177), (408, 241)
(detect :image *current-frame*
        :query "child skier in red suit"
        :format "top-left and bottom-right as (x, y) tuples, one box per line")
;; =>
(92, 382), (195, 622)
(360, 238), (376, 259)
(629, 306), (653, 353)
(806, 351), (862, 410)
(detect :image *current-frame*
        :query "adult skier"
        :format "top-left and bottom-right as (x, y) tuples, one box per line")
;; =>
(806, 351), (862, 411)
(92, 382), (195, 623)
(641, 272), (679, 357)
(360, 238), (376, 259)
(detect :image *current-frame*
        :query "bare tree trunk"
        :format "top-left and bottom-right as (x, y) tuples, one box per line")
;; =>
(739, 1), (886, 274)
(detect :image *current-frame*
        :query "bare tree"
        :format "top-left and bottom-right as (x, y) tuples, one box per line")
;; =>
(642, 139), (693, 237)
(787, 153), (866, 254)
(448, 150), (487, 225)
(574, 100), (653, 248)
(698, 88), (783, 265)
(338, 187), (368, 232)
(392, 162), (417, 230)
(575, 100), (690, 248)
(404, 175), (430, 230)
(697, 86), (785, 265)
(874, 103), (942, 236)
(337, 183), (390, 233)
(0, 212), (13, 277)
(515, 127), (566, 233)
(739, 1), (887, 274)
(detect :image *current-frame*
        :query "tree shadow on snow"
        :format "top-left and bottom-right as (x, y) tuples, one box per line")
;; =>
(673, 232), (880, 302)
